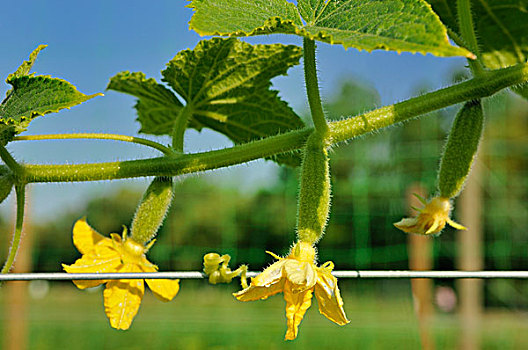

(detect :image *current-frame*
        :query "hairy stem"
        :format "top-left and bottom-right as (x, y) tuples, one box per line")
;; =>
(1, 185), (26, 274)
(19, 62), (528, 183)
(329, 62), (527, 143)
(22, 128), (311, 182)
(0, 145), (23, 175)
(303, 38), (328, 135)
(13, 133), (173, 155)
(171, 106), (193, 152)
(457, 0), (484, 75)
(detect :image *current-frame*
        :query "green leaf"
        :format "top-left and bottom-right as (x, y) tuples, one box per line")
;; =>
(164, 38), (305, 166)
(0, 125), (15, 146)
(0, 165), (14, 205)
(7, 44), (48, 82)
(0, 76), (101, 134)
(428, 0), (528, 98)
(298, 0), (328, 24)
(425, 1), (457, 32)
(188, 0), (302, 36)
(0, 46), (102, 135)
(4, 45), (48, 99)
(189, 0), (472, 57)
(109, 38), (305, 166)
(428, 0), (528, 68)
(107, 72), (205, 135)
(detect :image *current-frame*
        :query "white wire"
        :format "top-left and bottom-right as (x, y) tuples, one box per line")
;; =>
(1, 270), (528, 281)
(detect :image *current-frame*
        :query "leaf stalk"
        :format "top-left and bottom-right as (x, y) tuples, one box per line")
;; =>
(1, 185), (26, 274)
(0, 145), (23, 175)
(457, 0), (485, 75)
(303, 38), (328, 136)
(13, 133), (173, 156)
(171, 105), (193, 152)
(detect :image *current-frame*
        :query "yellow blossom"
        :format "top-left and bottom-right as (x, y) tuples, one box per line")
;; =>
(234, 242), (349, 340)
(394, 196), (466, 236)
(62, 218), (180, 330)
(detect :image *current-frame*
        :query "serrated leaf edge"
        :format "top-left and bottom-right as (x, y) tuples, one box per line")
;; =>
(189, 4), (474, 58)
(161, 38), (302, 105)
(0, 75), (102, 125)
(0, 93), (102, 126)
(7, 44), (48, 82)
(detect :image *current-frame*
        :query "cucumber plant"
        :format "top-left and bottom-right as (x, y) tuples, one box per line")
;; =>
(1, 0), (527, 340)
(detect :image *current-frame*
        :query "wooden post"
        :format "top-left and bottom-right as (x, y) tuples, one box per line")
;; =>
(457, 162), (483, 350)
(407, 184), (435, 350)
(3, 193), (32, 350)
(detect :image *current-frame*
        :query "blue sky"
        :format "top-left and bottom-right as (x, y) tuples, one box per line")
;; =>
(0, 1), (467, 220)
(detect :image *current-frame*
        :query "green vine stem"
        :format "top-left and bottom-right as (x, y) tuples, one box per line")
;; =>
(1, 185), (26, 274)
(18, 61), (528, 183)
(0, 145), (23, 175)
(13, 133), (173, 156)
(457, 0), (484, 75)
(171, 106), (193, 152)
(22, 128), (310, 182)
(303, 38), (329, 135)
(328, 62), (526, 142)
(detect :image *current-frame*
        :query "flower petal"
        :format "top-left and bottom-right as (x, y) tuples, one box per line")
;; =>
(70, 277), (108, 290)
(251, 259), (288, 287)
(62, 246), (122, 289)
(103, 272), (145, 330)
(145, 279), (180, 302)
(314, 268), (349, 326)
(393, 217), (421, 234)
(141, 263), (180, 302)
(425, 219), (441, 235)
(234, 259), (287, 301)
(394, 197), (458, 235)
(234, 278), (285, 301)
(447, 218), (467, 231)
(72, 218), (111, 254)
(283, 281), (313, 341)
(63, 247), (121, 272)
(284, 260), (317, 291)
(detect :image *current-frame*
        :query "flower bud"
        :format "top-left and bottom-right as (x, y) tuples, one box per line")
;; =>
(203, 252), (248, 288)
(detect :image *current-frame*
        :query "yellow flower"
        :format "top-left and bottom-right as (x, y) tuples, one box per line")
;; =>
(234, 242), (349, 340)
(62, 218), (180, 330)
(394, 196), (466, 236)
